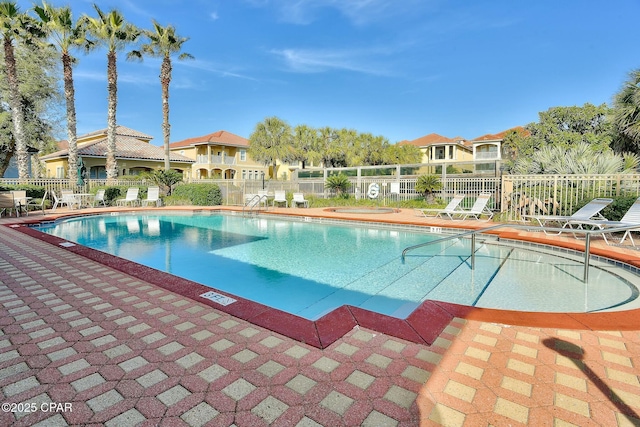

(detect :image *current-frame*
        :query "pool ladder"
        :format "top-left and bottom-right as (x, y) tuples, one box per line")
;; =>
(401, 223), (640, 283)
(242, 194), (268, 217)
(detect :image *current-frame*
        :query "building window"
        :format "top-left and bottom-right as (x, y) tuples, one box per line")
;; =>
(56, 166), (64, 178)
(449, 146), (454, 159)
(240, 150), (246, 161)
(242, 170), (246, 180)
(248, 170), (253, 180)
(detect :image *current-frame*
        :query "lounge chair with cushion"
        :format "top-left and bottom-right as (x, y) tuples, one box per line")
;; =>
(292, 193), (309, 208)
(272, 190), (288, 208)
(566, 196), (640, 246)
(522, 197), (613, 233)
(415, 194), (465, 219)
(116, 188), (140, 207)
(456, 192), (494, 220)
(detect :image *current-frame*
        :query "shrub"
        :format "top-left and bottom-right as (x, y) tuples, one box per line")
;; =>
(325, 174), (350, 198)
(415, 174), (442, 202)
(172, 183), (222, 206)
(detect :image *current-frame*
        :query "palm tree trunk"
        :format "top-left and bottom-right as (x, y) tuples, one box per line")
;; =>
(106, 50), (118, 180)
(3, 37), (29, 180)
(63, 52), (78, 183)
(161, 56), (171, 171)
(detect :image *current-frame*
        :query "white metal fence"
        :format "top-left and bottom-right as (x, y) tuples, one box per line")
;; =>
(501, 174), (640, 221)
(3, 173), (639, 218)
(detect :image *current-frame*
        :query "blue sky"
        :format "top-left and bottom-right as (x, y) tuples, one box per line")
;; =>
(18, 0), (640, 145)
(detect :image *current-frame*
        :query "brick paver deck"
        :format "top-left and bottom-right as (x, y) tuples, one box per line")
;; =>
(1, 207), (639, 426)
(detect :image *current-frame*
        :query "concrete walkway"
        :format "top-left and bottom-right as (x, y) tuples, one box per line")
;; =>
(1, 207), (639, 426)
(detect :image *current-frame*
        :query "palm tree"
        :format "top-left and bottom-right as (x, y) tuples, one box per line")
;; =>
(33, 1), (89, 183)
(130, 20), (193, 170)
(248, 116), (293, 179)
(83, 4), (139, 180)
(0, 1), (32, 179)
(611, 69), (640, 154)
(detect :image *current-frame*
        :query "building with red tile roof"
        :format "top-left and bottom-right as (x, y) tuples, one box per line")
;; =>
(169, 130), (268, 180)
(41, 126), (194, 179)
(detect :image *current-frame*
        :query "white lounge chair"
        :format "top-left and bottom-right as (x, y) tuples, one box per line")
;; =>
(141, 186), (161, 207)
(567, 196), (640, 246)
(522, 197), (613, 233)
(456, 192), (494, 220)
(292, 193), (309, 208)
(116, 188), (139, 207)
(11, 190), (28, 216)
(272, 190), (288, 208)
(92, 189), (108, 207)
(415, 194), (465, 219)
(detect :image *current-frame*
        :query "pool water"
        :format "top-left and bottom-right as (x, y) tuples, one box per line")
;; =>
(38, 213), (639, 320)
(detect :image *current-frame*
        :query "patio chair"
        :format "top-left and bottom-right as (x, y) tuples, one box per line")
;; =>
(141, 186), (161, 207)
(415, 194), (465, 219)
(0, 192), (17, 217)
(456, 192), (494, 220)
(272, 190), (288, 208)
(566, 196), (640, 246)
(116, 188), (139, 207)
(92, 189), (108, 207)
(522, 197), (613, 234)
(292, 193), (309, 208)
(51, 190), (79, 211)
(11, 190), (28, 216)
(26, 191), (48, 215)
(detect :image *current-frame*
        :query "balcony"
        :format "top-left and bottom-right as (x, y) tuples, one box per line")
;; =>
(196, 155), (236, 166)
(475, 151), (499, 160)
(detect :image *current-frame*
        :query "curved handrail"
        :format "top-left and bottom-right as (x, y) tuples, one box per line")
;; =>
(401, 222), (640, 283)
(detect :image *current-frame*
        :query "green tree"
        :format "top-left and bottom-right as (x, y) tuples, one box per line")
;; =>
(381, 143), (421, 165)
(131, 20), (193, 170)
(415, 174), (442, 203)
(248, 116), (293, 179)
(84, 4), (139, 180)
(143, 169), (182, 195)
(0, 1), (36, 179)
(610, 69), (640, 154)
(289, 124), (322, 168)
(317, 126), (345, 167)
(33, 1), (89, 183)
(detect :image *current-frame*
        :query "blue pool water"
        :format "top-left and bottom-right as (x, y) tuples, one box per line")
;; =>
(38, 213), (639, 320)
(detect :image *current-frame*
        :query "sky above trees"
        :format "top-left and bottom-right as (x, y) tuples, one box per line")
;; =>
(13, 0), (640, 145)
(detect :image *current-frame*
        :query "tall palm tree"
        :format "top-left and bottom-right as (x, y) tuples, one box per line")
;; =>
(611, 69), (640, 154)
(130, 20), (192, 170)
(83, 4), (139, 180)
(33, 1), (90, 183)
(0, 1), (32, 179)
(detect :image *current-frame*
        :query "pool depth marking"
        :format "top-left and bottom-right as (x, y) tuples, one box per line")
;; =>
(200, 291), (237, 306)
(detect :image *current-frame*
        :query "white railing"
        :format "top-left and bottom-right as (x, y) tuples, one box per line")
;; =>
(475, 152), (500, 160)
(195, 155), (237, 165)
(501, 173), (640, 221)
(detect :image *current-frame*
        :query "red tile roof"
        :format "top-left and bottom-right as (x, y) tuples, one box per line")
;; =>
(170, 130), (249, 149)
(398, 133), (455, 147)
(42, 135), (194, 163)
(78, 125), (154, 141)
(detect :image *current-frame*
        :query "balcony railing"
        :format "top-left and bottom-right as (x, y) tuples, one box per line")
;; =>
(195, 155), (236, 165)
(475, 151), (499, 160)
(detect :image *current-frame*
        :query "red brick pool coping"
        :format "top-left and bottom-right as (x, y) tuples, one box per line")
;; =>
(8, 206), (640, 349)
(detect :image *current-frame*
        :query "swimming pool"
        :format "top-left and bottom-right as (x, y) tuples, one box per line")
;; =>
(38, 212), (640, 320)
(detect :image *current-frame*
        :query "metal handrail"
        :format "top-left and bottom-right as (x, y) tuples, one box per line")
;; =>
(401, 222), (640, 283)
(242, 194), (265, 216)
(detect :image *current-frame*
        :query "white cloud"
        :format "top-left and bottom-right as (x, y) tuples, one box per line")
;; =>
(210, 11), (219, 21)
(270, 47), (392, 75)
